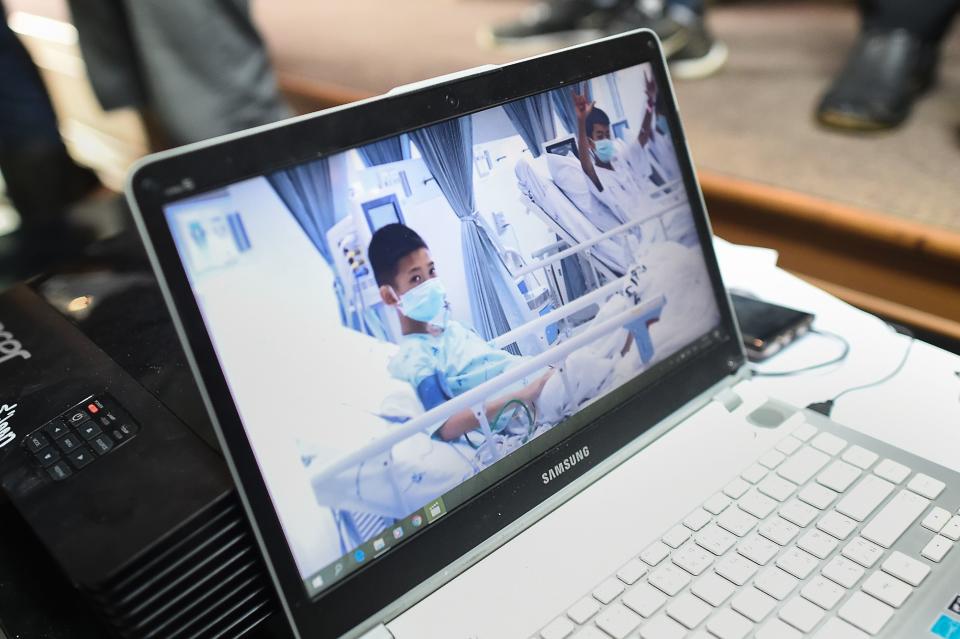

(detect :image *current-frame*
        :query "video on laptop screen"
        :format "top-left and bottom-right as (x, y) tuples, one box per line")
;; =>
(163, 61), (722, 596)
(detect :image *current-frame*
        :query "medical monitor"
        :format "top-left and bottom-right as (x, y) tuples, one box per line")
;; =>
(362, 193), (405, 232)
(545, 137), (580, 159)
(128, 30), (744, 638)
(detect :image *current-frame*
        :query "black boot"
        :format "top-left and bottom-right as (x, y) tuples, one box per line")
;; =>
(816, 29), (938, 131)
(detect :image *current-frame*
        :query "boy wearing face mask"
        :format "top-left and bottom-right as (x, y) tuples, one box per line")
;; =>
(367, 223), (554, 442)
(572, 92), (652, 223)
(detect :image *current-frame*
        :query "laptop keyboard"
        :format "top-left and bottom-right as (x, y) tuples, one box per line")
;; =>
(535, 419), (959, 639)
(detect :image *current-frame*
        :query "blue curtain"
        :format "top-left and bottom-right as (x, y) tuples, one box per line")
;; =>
(358, 134), (410, 167)
(410, 117), (533, 353)
(551, 80), (593, 136)
(502, 93), (556, 158)
(266, 158), (357, 329)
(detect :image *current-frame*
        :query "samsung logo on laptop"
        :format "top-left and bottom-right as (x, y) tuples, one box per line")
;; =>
(0, 321), (31, 366)
(541, 446), (590, 485)
(0, 403), (18, 449)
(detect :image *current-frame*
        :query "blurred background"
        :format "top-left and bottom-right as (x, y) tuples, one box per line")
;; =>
(1, 0), (959, 351)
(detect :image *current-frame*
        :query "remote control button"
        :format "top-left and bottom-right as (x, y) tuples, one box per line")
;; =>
(24, 432), (49, 453)
(89, 435), (115, 455)
(110, 422), (139, 443)
(56, 433), (84, 454)
(64, 409), (91, 427)
(42, 419), (70, 440)
(35, 447), (61, 467)
(67, 447), (95, 470)
(77, 421), (102, 441)
(47, 461), (73, 482)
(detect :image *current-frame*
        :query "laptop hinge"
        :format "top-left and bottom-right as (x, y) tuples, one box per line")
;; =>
(358, 624), (395, 639)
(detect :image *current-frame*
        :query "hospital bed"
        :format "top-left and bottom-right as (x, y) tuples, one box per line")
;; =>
(304, 275), (666, 534)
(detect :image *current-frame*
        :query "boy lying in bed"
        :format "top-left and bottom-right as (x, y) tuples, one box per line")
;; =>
(368, 223), (555, 442)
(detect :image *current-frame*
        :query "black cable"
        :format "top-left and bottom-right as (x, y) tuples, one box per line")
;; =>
(807, 324), (916, 417)
(751, 328), (850, 378)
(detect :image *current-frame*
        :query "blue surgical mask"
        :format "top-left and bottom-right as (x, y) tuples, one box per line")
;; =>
(593, 138), (616, 163)
(398, 278), (447, 322)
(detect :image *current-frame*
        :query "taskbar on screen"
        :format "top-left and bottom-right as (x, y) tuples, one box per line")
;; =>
(303, 496), (449, 598)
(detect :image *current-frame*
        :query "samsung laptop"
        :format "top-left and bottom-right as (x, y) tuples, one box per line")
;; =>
(127, 30), (960, 639)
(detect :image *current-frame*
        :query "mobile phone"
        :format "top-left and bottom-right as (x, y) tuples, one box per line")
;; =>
(729, 292), (815, 362)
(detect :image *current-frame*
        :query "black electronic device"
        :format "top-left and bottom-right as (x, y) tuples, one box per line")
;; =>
(0, 261), (280, 639)
(730, 292), (815, 361)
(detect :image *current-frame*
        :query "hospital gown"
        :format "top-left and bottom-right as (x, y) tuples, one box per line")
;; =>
(388, 320), (521, 398)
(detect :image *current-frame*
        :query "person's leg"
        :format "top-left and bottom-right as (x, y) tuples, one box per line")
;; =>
(480, 0), (630, 48)
(0, 4), (99, 230)
(817, 0), (960, 130)
(860, 0), (960, 44)
(71, 0), (291, 146)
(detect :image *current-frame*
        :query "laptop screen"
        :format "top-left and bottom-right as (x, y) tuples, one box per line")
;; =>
(162, 60), (722, 597)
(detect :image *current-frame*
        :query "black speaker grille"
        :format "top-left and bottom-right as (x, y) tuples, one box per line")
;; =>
(83, 493), (277, 639)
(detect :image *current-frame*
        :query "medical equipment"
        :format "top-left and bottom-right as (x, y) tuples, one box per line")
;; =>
(611, 119), (630, 140)
(361, 193), (405, 232)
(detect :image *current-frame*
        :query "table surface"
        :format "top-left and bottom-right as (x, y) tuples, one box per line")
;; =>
(1, 238), (957, 638)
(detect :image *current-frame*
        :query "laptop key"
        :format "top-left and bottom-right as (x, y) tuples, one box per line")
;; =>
(835, 475), (894, 522)
(940, 515), (960, 541)
(666, 592), (711, 629)
(640, 541), (670, 566)
(703, 493), (731, 515)
(715, 554), (759, 586)
(695, 523), (737, 555)
(779, 499), (818, 527)
(861, 570), (912, 608)
(622, 582), (667, 618)
(816, 460), (861, 493)
(791, 423), (817, 442)
(723, 478), (751, 499)
(860, 489), (928, 548)
(683, 508), (711, 532)
(671, 542), (714, 576)
(592, 578), (624, 604)
(775, 547), (819, 579)
(638, 613), (687, 639)
(778, 595), (824, 633)
(775, 436), (802, 456)
(816, 511), (857, 540)
(595, 602), (641, 639)
(706, 608), (753, 639)
(841, 445), (878, 470)
(730, 586), (777, 622)
(756, 618), (801, 639)
(798, 483), (838, 510)
(811, 432), (847, 456)
(662, 525), (691, 548)
(757, 475), (796, 502)
(838, 592), (894, 635)
(753, 567), (797, 600)
(717, 507), (758, 537)
(921, 506), (951, 532)
(741, 464), (768, 484)
(800, 575), (846, 610)
(812, 617), (872, 639)
(758, 517), (799, 546)
(758, 450), (786, 470)
(797, 529), (839, 559)
(738, 489), (777, 519)
(873, 459), (910, 484)
(822, 556), (864, 588)
(776, 447), (829, 485)
(570, 627), (607, 639)
(880, 551), (929, 586)
(737, 533), (779, 565)
(906, 473), (945, 499)
(648, 564), (691, 596)
(691, 572), (736, 607)
(842, 537), (883, 568)
(617, 558), (648, 585)
(540, 616), (575, 639)
(921, 535), (952, 562)
(567, 597), (600, 624)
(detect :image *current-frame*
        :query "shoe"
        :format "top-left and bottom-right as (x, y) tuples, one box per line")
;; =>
(605, 3), (727, 79)
(478, 0), (629, 49)
(816, 29), (938, 131)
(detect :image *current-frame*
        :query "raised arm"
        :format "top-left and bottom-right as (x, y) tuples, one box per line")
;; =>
(573, 91), (603, 192)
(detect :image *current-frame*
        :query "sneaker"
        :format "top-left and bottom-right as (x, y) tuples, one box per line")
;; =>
(816, 29), (937, 131)
(478, 0), (630, 49)
(663, 6), (727, 79)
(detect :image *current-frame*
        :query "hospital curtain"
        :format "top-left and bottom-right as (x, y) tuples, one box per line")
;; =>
(502, 93), (556, 158)
(358, 134), (410, 167)
(409, 117), (534, 353)
(550, 80), (593, 136)
(266, 158), (355, 330)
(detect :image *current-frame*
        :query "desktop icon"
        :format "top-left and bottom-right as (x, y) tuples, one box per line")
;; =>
(311, 575), (323, 589)
(334, 562), (343, 577)
(411, 514), (423, 528)
(425, 497), (447, 523)
(354, 549), (366, 563)
(393, 526), (404, 540)
(373, 538), (386, 552)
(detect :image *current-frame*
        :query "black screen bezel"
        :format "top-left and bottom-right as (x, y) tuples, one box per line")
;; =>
(128, 30), (745, 638)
